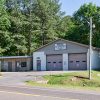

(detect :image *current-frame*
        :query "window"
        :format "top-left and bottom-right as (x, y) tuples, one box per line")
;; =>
(76, 61), (80, 62)
(59, 61), (62, 63)
(70, 61), (73, 63)
(82, 61), (86, 62)
(37, 57), (40, 59)
(21, 62), (27, 67)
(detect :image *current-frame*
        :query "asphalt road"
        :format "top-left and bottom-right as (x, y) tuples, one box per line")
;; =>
(0, 85), (100, 100)
(0, 91), (68, 100)
(0, 72), (100, 100)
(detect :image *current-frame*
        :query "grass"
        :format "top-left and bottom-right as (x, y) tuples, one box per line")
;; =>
(26, 70), (100, 91)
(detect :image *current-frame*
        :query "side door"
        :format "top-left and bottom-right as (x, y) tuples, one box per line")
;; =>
(8, 62), (12, 72)
(37, 60), (41, 71)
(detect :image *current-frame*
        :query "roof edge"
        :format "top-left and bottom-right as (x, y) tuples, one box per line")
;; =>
(34, 38), (100, 52)
(0, 56), (32, 59)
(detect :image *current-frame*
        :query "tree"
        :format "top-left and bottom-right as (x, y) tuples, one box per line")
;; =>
(92, 7), (100, 47)
(3, 1), (100, 56)
(0, 0), (11, 55)
(20, 0), (40, 55)
(33, 0), (64, 45)
(56, 16), (75, 39)
(70, 3), (100, 47)
(5, 0), (27, 55)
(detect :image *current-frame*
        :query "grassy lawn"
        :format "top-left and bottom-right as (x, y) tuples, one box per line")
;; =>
(26, 70), (100, 91)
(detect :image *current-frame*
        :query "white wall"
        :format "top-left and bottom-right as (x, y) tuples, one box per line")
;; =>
(63, 53), (68, 70)
(87, 49), (89, 70)
(33, 52), (46, 71)
(91, 50), (100, 69)
(87, 49), (100, 70)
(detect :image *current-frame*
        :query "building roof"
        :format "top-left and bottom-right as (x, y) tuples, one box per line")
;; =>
(34, 38), (100, 52)
(0, 39), (100, 59)
(0, 56), (32, 59)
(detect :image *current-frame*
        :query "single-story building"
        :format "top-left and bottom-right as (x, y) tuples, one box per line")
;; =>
(33, 39), (100, 71)
(0, 56), (32, 72)
(0, 39), (100, 72)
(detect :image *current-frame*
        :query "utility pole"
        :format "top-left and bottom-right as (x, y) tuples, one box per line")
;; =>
(0, 60), (1, 72)
(89, 17), (92, 80)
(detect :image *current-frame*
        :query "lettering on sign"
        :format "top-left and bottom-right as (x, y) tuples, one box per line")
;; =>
(55, 43), (67, 50)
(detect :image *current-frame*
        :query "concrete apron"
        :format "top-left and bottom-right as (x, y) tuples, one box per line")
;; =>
(0, 71), (75, 86)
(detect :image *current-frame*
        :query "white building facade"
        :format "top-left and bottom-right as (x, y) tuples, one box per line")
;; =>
(33, 39), (100, 71)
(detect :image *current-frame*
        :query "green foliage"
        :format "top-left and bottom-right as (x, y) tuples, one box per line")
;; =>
(0, 1), (100, 56)
(0, 0), (11, 55)
(71, 3), (100, 47)
(44, 71), (100, 87)
(32, 0), (63, 45)
(0, 0), (11, 30)
(74, 3), (97, 21)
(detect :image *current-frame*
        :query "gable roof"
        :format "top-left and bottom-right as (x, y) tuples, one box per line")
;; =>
(34, 38), (100, 52)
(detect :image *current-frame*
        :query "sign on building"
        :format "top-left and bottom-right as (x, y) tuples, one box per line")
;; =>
(55, 43), (67, 50)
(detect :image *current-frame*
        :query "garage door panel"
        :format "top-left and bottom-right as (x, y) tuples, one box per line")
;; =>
(46, 55), (63, 71)
(68, 53), (87, 70)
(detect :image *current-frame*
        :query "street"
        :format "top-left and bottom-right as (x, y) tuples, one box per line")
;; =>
(0, 85), (100, 100)
(0, 90), (68, 100)
(0, 72), (100, 100)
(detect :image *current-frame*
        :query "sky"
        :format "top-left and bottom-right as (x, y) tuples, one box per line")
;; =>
(60, 0), (100, 16)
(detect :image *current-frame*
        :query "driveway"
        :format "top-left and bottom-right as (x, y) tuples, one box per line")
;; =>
(0, 71), (68, 86)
